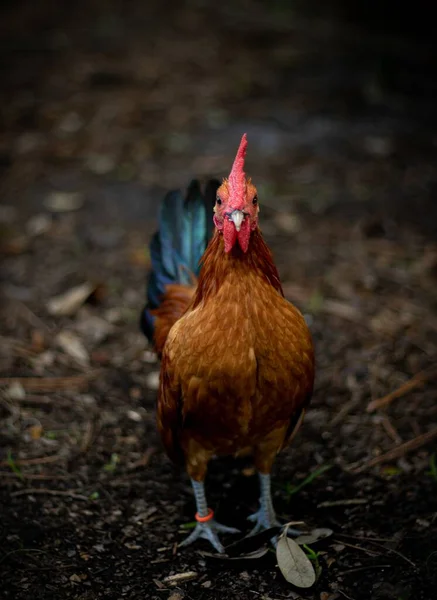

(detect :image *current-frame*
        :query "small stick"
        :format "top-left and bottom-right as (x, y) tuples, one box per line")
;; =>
(10, 488), (89, 501)
(0, 371), (100, 392)
(0, 454), (62, 467)
(380, 416), (403, 444)
(0, 472), (72, 481)
(367, 540), (416, 568)
(318, 499), (368, 508)
(367, 367), (436, 412)
(339, 565), (392, 576)
(352, 426), (437, 473)
(80, 420), (95, 453)
(334, 540), (380, 557)
(127, 447), (155, 471)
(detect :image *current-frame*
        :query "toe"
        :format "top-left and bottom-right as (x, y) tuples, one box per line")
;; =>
(213, 523), (240, 534)
(204, 529), (225, 553)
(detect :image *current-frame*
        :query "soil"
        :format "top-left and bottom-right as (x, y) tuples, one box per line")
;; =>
(1, 2), (437, 599)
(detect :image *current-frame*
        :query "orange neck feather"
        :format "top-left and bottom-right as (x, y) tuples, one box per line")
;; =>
(192, 228), (283, 308)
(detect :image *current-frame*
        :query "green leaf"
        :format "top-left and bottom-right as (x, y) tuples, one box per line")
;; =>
(286, 464), (332, 498)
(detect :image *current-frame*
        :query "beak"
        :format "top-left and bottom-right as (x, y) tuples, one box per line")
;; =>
(229, 209), (245, 232)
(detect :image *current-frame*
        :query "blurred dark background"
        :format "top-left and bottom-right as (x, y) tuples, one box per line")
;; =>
(1, 0), (437, 233)
(1, 3), (437, 599)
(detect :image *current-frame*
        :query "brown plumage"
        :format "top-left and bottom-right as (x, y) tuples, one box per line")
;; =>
(151, 283), (196, 356)
(151, 134), (314, 552)
(157, 228), (314, 476)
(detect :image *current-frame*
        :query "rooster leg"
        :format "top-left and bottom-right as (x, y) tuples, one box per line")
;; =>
(248, 472), (281, 534)
(248, 473), (301, 541)
(179, 480), (240, 553)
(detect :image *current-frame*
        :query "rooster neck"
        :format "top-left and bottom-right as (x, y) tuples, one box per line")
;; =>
(191, 228), (283, 308)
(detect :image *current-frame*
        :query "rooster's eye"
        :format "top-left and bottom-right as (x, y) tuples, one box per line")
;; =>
(252, 196), (258, 205)
(216, 197), (222, 205)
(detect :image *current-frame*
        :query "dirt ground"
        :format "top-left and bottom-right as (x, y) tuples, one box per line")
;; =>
(1, 2), (437, 599)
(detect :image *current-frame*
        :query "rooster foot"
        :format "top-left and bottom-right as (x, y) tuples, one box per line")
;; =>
(247, 506), (282, 534)
(247, 508), (301, 546)
(247, 506), (283, 547)
(179, 520), (240, 554)
(248, 473), (302, 545)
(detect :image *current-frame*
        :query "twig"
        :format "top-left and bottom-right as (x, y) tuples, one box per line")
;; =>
(10, 488), (89, 501)
(322, 299), (362, 323)
(380, 415), (403, 444)
(339, 564), (392, 576)
(330, 397), (361, 427)
(335, 534), (416, 567)
(352, 426), (437, 473)
(367, 366), (436, 412)
(318, 499), (368, 508)
(128, 447), (155, 471)
(0, 472), (72, 481)
(336, 533), (397, 543)
(0, 371), (101, 392)
(333, 540), (380, 557)
(80, 420), (95, 453)
(6, 394), (53, 406)
(0, 454), (62, 467)
(367, 540), (416, 568)
(0, 337), (40, 359)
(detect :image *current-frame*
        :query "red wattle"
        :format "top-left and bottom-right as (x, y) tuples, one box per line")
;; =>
(223, 219), (238, 253)
(237, 218), (251, 253)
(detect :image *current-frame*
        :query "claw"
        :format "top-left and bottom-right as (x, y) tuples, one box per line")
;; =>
(248, 473), (302, 546)
(179, 520), (240, 553)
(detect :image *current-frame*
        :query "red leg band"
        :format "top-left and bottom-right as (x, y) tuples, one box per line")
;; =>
(195, 508), (214, 523)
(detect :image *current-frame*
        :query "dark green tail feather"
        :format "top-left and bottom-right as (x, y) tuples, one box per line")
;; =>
(140, 179), (220, 344)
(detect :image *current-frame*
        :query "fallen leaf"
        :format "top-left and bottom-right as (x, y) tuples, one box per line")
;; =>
(163, 571), (198, 585)
(47, 282), (96, 316)
(56, 331), (89, 365)
(29, 424), (43, 439)
(30, 330), (46, 353)
(75, 315), (113, 344)
(127, 410), (142, 422)
(276, 525), (316, 588)
(146, 371), (160, 390)
(44, 191), (84, 212)
(86, 154), (115, 175)
(7, 382), (26, 400)
(294, 528), (333, 545)
(26, 214), (52, 236)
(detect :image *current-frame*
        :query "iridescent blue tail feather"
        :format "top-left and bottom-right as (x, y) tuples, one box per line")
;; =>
(140, 179), (219, 345)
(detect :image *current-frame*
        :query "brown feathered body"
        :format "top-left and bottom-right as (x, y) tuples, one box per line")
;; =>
(156, 228), (314, 481)
(152, 284), (196, 356)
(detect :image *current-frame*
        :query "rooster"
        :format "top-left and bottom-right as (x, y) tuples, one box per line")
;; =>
(141, 134), (314, 553)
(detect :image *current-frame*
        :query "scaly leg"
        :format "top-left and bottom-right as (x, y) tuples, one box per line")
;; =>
(179, 479), (240, 553)
(248, 472), (281, 534)
(248, 472), (301, 541)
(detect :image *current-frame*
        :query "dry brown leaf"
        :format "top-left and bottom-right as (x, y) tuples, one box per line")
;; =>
(56, 331), (89, 365)
(276, 524), (316, 588)
(47, 282), (96, 316)
(294, 528), (333, 546)
(29, 424), (43, 440)
(44, 191), (84, 212)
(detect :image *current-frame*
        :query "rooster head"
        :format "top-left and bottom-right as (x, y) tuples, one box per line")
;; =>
(214, 133), (259, 253)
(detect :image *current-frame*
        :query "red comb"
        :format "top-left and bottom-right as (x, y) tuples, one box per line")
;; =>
(228, 133), (247, 209)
